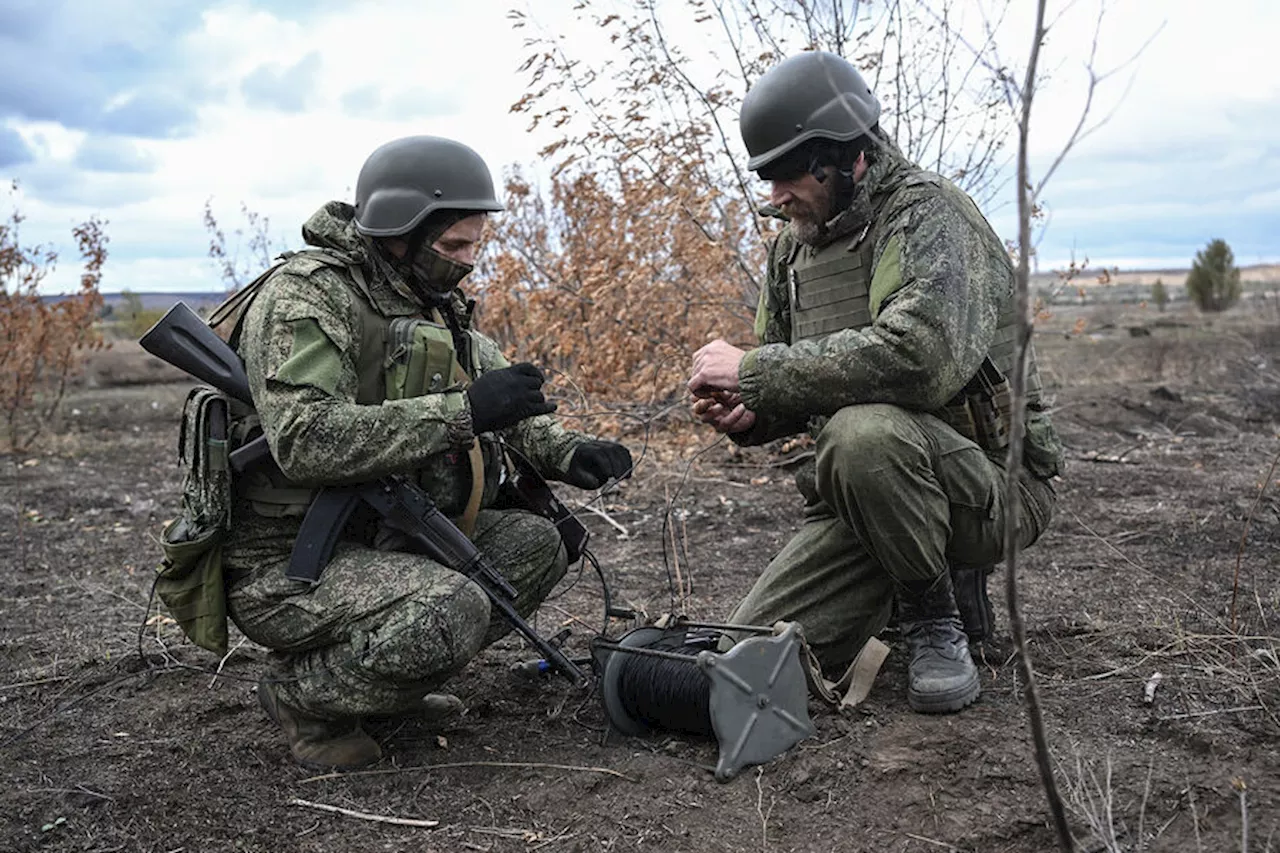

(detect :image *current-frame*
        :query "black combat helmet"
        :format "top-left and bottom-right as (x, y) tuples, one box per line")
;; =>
(740, 51), (881, 173)
(353, 136), (504, 237)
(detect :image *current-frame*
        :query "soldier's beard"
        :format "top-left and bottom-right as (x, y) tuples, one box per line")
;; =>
(788, 184), (837, 247)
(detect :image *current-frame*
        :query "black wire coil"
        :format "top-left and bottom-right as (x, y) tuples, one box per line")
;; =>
(602, 628), (720, 737)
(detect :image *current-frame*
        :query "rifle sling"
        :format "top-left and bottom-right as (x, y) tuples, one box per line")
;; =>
(429, 306), (483, 541)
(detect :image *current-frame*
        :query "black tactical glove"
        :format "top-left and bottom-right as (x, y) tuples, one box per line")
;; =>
(467, 363), (557, 434)
(564, 440), (633, 490)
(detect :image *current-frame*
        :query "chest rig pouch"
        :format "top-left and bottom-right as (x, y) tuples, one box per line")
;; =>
(386, 316), (461, 399)
(383, 311), (490, 535)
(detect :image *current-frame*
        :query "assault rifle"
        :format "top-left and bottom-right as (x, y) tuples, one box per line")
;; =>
(140, 302), (590, 688)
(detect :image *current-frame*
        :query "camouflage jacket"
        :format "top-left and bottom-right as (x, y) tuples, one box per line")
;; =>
(234, 201), (593, 517)
(735, 143), (1063, 479)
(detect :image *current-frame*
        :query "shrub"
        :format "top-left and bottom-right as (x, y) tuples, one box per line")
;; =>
(1186, 238), (1241, 312)
(0, 184), (108, 451)
(1151, 278), (1168, 311)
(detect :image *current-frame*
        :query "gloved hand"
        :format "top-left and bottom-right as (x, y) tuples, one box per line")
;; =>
(467, 363), (557, 434)
(564, 440), (633, 490)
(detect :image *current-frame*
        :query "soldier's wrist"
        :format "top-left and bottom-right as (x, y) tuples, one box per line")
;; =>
(737, 348), (764, 410)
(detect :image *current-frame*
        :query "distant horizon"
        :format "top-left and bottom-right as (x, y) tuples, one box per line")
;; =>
(37, 260), (1277, 298)
(5, 1), (1279, 299)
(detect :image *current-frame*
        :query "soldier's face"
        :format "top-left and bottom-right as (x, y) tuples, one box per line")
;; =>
(769, 172), (833, 228)
(432, 214), (486, 266)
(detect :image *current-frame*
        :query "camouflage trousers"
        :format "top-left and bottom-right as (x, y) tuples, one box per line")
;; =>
(727, 403), (1056, 674)
(223, 507), (567, 720)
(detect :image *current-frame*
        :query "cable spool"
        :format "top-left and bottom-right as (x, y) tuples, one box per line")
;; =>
(609, 627), (717, 736)
(595, 621), (817, 782)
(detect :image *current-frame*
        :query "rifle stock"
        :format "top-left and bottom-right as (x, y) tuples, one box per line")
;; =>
(139, 301), (589, 688)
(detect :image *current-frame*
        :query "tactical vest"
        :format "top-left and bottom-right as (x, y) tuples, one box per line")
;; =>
(785, 172), (1047, 443)
(226, 250), (494, 529)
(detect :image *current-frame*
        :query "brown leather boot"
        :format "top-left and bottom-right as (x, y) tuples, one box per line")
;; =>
(258, 678), (382, 770)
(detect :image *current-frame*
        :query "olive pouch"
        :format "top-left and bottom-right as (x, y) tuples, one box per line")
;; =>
(156, 386), (233, 654)
(385, 317), (458, 400)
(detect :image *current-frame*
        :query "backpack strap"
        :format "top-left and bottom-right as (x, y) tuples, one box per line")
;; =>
(207, 249), (361, 349)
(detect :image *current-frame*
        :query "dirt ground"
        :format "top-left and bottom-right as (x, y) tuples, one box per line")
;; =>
(3, 299), (1279, 853)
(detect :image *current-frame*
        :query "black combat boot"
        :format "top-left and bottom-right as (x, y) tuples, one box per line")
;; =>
(258, 677), (382, 770)
(897, 573), (981, 714)
(951, 563), (996, 645)
(886, 564), (997, 644)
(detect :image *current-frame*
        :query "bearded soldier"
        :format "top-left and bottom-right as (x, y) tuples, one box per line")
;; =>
(688, 52), (1062, 713)
(222, 137), (632, 768)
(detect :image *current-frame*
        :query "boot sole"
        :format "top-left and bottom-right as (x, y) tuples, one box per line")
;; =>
(907, 671), (981, 714)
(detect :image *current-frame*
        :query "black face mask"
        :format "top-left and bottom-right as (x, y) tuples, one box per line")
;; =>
(409, 242), (473, 294)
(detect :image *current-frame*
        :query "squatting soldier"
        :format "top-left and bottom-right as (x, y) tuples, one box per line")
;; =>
(221, 137), (632, 768)
(688, 52), (1063, 713)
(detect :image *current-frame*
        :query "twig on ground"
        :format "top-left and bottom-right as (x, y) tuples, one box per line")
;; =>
(666, 485), (687, 612)
(529, 828), (579, 851)
(540, 602), (604, 636)
(696, 477), (753, 488)
(1057, 751), (1116, 852)
(1157, 704), (1264, 722)
(576, 501), (630, 537)
(1232, 442), (1280, 633)
(903, 832), (962, 850)
(29, 785), (115, 801)
(754, 767), (775, 852)
(299, 760), (635, 785)
(1234, 778), (1250, 853)
(679, 510), (692, 599)
(0, 676), (70, 691)
(209, 635), (249, 688)
(288, 797), (439, 828)
(1074, 448), (1142, 464)
(1137, 756), (1155, 852)
(1187, 775), (1204, 853)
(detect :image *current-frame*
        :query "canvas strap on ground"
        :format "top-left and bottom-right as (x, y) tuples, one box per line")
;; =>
(786, 622), (891, 710)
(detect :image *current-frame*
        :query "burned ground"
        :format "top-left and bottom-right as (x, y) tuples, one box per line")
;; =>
(2, 300), (1279, 852)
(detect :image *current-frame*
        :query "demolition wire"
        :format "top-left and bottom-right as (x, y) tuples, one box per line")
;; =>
(613, 639), (713, 736)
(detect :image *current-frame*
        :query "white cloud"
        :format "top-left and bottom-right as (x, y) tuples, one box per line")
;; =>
(3, 0), (1278, 292)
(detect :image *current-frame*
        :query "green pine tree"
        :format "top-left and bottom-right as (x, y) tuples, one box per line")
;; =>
(1151, 278), (1168, 312)
(1185, 239), (1242, 312)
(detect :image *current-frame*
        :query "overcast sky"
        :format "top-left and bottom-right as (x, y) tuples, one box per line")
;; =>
(3, 0), (1276, 294)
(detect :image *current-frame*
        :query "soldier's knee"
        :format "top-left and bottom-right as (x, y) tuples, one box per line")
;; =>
(818, 404), (922, 473)
(363, 578), (490, 682)
(489, 511), (569, 586)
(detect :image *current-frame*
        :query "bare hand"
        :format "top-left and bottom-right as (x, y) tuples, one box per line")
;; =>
(688, 339), (747, 398)
(691, 391), (757, 434)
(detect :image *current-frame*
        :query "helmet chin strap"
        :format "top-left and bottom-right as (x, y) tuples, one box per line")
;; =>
(808, 155), (858, 218)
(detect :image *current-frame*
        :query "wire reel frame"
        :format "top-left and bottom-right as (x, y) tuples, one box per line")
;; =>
(593, 620), (816, 782)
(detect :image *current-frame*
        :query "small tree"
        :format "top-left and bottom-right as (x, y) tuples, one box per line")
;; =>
(202, 199), (282, 292)
(1186, 238), (1241, 312)
(0, 183), (108, 451)
(116, 289), (165, 339)
(1151, 278), (1168, 312)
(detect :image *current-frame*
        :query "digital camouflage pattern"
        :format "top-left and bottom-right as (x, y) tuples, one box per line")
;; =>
(221, 201), (590, 719)
(236, 201), (590, 502)
(736, 138), (1063, 480)
(723, 135), (1063, 675)
(225, 506), (565, 719)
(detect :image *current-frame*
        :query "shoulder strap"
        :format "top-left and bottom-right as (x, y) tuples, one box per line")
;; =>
(207, 259), (288, 332)
(209, 249), (363, 350)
